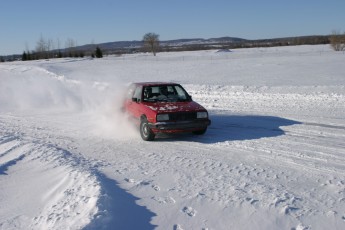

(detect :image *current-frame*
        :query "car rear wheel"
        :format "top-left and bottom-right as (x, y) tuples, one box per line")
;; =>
(140, 119), (155, 141)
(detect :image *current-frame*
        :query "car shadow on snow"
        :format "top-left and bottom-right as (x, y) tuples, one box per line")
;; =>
(156, 114), (302, 143)
(83, 172), (157, 230)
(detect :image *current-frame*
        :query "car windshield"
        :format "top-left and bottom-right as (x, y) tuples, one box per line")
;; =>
(142, 85), (190, 102)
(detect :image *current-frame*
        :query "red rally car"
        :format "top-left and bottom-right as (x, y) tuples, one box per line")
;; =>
(122, 82), (211, 141)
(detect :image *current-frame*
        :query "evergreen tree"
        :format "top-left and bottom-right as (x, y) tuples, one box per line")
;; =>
(95, 46), (103, 58)
(22, 51), (28, 61)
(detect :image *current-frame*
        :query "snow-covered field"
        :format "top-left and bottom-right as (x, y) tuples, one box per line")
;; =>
(0, 45), (345, 230)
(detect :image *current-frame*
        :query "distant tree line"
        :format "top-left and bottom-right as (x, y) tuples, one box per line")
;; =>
(1, 32), (344, 63)
(20, 36), (103, 61)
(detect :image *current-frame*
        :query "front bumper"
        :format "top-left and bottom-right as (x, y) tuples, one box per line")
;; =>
(148, 119), (211, 133)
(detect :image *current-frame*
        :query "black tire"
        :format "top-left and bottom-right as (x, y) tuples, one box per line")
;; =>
(140, 119), (155, 141)
(192, 128), (207, 135)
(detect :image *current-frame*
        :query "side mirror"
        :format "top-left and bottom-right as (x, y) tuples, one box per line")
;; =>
(187, 95), (192, 101)
(132, 98), (138, 102)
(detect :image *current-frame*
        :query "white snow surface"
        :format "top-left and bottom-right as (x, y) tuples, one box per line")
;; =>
(0, 45), (345, 230)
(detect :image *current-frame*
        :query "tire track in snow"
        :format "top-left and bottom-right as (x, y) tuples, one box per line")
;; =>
(105, 141), (305, 229)
(233, 122), (345, 176)
(0, 136), (23, 159)
(206, 120), (345, 228)
(100, 121), (345, 229)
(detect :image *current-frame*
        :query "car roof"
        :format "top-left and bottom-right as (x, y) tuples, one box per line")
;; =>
(132, 82), (180, 87)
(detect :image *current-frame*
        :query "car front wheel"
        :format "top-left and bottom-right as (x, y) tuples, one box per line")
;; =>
(140, 119), (155, 141)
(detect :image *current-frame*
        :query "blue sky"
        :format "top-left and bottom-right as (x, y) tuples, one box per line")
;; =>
(1, 0), (344, 55)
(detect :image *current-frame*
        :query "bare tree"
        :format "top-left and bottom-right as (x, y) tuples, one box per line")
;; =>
(330, 30), (345, 51)
(24, 42), (32, 60)
(35, 36), (57, 59)
(47, 39), (54, 58)
(143, 32), (160, 56)
(25, 42), (30, 54)
(56, 38), (62, 58)
(36, 35), (47, 59)
(65, 38), (77, 57)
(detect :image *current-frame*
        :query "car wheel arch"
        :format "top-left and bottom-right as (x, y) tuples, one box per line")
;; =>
(140, 114), (148, 122)
(139, 115), (155, 141)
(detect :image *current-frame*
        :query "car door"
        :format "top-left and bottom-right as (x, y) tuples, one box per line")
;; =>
(126, 85), (143, 121)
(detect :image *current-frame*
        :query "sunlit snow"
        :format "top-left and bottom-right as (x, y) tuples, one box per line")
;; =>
(0, 45), (345, 230)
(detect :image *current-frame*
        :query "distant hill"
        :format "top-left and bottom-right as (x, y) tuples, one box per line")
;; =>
(74, 35), (329, 54)
(74, 36), (248, 54)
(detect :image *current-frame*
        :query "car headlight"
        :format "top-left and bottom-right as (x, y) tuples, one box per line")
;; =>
(157, 114), (169, 121)
(197, 111), (208, 119)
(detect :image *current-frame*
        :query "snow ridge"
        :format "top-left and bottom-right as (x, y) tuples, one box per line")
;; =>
(0, 117), (155, 230)
(0, 127), (106, 230)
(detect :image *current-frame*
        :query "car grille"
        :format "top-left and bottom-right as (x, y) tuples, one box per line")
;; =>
(169, 112), (197, 121)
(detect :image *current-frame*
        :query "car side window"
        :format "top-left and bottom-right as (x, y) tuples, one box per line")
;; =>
(133, 86), (142, 102)
(175, 86), (188, 100)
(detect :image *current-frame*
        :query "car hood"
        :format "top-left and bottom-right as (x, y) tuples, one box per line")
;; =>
(144, 101), (206, 113)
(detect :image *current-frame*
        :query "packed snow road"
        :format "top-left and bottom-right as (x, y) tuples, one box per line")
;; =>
(1, 45), (345, 230)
